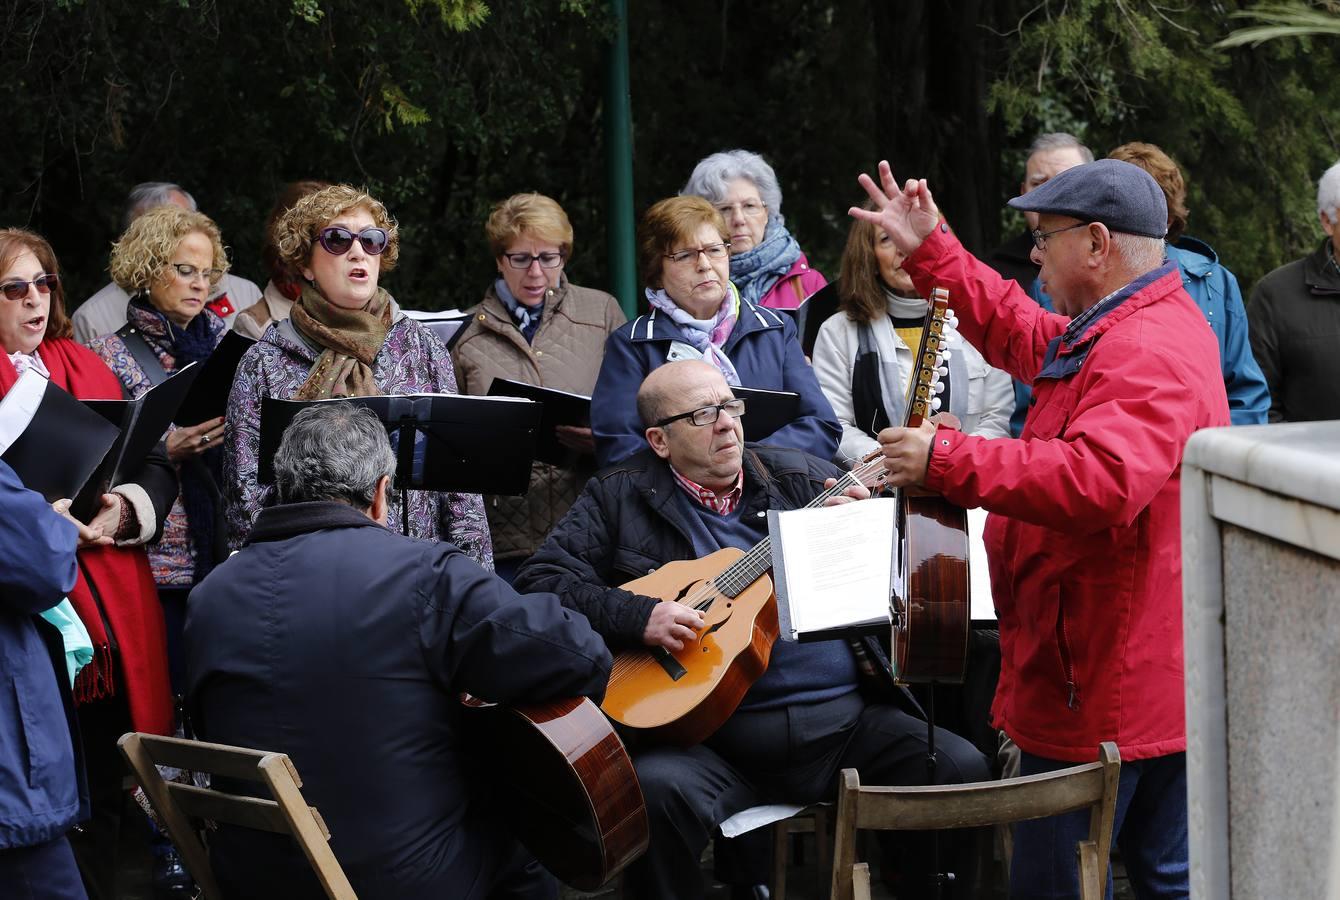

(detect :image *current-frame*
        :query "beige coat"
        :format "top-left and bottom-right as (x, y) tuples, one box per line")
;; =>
(452, 280), (626, 560)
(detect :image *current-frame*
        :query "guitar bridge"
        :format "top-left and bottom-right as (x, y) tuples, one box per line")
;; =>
(651, 647), (688, 681)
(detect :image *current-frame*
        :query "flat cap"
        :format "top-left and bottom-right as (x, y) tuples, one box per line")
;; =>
(1007, 159), (1168, 239)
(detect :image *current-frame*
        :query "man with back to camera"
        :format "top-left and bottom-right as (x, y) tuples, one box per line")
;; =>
(857, 157), (1228, 898)
(184, 402), (612, 899)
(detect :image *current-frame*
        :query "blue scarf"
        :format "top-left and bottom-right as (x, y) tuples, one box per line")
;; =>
(729, 220), (803, 307)
(494, 278), (550, 344)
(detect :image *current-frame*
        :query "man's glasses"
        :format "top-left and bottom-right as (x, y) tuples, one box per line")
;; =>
(664, 242), (731, 266)
(1030, 222), (1089, 251)
(715, 201), (766, 220)
(655, 398), (747, 428)
(171, 263), (224, 285)
(504, 252), (564, 270)
(0, 273), (59, 301)
(317, 226), (390, 256)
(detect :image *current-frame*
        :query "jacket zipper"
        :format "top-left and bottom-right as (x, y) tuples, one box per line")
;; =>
(1056, 595), (1079, 710)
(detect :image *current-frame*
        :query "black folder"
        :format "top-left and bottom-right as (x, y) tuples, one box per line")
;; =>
(732, 386), (800, 443)
(174, 331), (255, 427)
(485, 378), (591, 467)
(0, 371), (121, 506)
(258, 393), (542, 496)
(75, 361), (202, 519)
(781, 280), (840, 357)
(403, 309), (472, 350)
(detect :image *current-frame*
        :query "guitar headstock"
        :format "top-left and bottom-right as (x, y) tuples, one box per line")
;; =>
(905, 287), (952, 429)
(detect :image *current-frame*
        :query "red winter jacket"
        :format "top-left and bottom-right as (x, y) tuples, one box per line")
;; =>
(904, 227), (1229, 762)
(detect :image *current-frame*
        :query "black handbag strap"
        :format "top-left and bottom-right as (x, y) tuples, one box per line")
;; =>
(115, 322), (169, 387)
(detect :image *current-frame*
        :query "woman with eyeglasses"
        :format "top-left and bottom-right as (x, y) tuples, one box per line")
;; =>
(810, 208), (1014, 469)
(681, 149), (827, 310)
(1, 228), (180, 893)
(223, 184), (492, 568)
(450, 193), (624, 581)
(590, 195), (840, 467)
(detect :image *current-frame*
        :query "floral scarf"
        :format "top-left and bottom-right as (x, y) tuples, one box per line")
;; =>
(646, 283), (742, 385)
(291, 283), (392, 399)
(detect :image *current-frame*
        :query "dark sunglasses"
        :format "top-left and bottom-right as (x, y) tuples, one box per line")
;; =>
(0, 273), (59, 302)
(317, 226), (389, 257)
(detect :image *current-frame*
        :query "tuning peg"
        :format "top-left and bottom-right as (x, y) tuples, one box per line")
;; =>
(936, 365), (948, 376)
(940, 350), (952, 362)
(933, 382), (945, 394)
(931, 397), (942, 411)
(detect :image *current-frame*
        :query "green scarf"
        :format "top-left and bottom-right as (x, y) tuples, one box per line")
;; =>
(291, 283), (392, 400)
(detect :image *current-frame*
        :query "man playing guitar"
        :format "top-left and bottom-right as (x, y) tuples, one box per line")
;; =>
(515, 359), (989, 900)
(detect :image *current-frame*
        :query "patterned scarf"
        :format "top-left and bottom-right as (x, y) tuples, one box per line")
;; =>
(291, 282), (392, 399)
(128, 295), (224, 366)
(494, 277), (548, 344)
(728, 220), (803, 307)
(646, 283), (741, 385)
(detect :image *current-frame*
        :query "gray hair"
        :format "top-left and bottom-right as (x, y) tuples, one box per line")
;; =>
(1028, 133), (1095, 165)
(122, 182), (197, 230)
(681, 149), (785, 226)
(273, 402), (396, 509)
(1109, 231), (1166, 273)
(1318, 160), (1340, 222)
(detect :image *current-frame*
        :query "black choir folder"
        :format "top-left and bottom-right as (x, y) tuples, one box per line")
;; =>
(781, 280), (839, 358)
(174, 330), (255, 427)
(0, 363), (199, 520)
(732, 386), (800, 443)
(486, 378), (591, 467)
(767, 496), (900, 643)
(258, 393), (542, 496)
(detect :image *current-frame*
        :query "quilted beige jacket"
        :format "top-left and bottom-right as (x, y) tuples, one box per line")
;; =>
(451, 279), (626, 560)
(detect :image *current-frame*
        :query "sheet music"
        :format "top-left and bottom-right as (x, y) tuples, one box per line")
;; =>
(772, 497), (898, 636)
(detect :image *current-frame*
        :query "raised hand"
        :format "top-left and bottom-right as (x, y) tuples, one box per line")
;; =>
(849, 160), (942, 257)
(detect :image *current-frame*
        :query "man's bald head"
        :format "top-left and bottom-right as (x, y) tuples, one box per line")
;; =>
(637, 360), (727, 429)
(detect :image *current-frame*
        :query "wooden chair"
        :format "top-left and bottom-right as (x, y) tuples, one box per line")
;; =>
(830, 742), (1120, 900)
(118, 732), (357, 900)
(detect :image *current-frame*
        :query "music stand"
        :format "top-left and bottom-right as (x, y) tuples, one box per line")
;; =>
(259, 394), (542, 535)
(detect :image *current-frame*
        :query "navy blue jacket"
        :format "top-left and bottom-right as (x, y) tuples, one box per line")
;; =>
(591, 296), (841, 467)
(0, 460), (85, 850)
(185, 501), (612, 899)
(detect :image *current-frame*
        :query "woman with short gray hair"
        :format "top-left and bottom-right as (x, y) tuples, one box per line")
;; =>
(682, 149), (827, 310)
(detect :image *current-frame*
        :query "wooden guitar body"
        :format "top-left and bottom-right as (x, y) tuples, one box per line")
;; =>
(604, 547), (779, 747)
(463, 696), (648, 890)
(892, 490), (970, 683)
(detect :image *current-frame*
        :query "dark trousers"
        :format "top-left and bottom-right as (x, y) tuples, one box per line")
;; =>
(0, 835), (89, 900)
(622, 690), (991, 900)
(1011, 750), (1189, 899)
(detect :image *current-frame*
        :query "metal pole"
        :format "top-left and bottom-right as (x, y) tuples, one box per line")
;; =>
(604, 0), (637, 318)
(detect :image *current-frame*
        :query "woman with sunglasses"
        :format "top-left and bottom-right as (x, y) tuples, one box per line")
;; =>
(0, 228), (180, 894)
(224, 184), (492, 567)
(591, 195), (840, 467)
(450, 193), (624, 581)
(681, 149), (827, 310)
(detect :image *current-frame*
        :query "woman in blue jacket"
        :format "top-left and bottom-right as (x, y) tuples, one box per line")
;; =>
(592, 196), (840, 467)
(0, 460), (87, 899)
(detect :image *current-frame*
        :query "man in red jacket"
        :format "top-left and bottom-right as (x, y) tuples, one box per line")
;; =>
(855, 159), (1228, 899)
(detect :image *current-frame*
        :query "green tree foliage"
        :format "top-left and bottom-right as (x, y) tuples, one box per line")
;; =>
(2, 0), (1338, 310)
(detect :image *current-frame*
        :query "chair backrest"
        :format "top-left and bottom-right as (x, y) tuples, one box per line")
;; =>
(830, 742), (1120, 900)
(118, 732), (358, 900)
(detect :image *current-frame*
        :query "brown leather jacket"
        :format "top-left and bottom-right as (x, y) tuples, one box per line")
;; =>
(451, 279), (626, 560)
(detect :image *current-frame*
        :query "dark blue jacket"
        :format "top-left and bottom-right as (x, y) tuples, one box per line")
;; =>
(591, 296), (841, 467)
(185, 501), (612, 899)
(0, 460), (85, 850)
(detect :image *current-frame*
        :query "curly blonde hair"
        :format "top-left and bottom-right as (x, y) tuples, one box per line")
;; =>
(109, 206), (230, 294)
(273, 184), (400, 272)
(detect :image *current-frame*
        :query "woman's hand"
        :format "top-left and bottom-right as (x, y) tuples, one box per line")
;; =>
(51, 499), (113, 548)
(167, 416), (226, 463)
(554, 425), (596, 455)
(85, 493), (126, 543)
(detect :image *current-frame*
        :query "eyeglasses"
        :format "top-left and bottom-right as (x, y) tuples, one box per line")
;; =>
(664, 242), (731, 266)
(317, 226), (390, 256)
(1030, 222), (1089, 251)
(503, 251), (564, 270)
(655, 397), (746, 428)
(0, 273), (58, 302)
(714, 201), (767, 220)
(171, 263), (224, 285)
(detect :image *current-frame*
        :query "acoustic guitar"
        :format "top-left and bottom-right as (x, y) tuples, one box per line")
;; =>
(890, 287), (971, 683)
(462, 695), (648, 890)
(601, 453), (892, 747)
